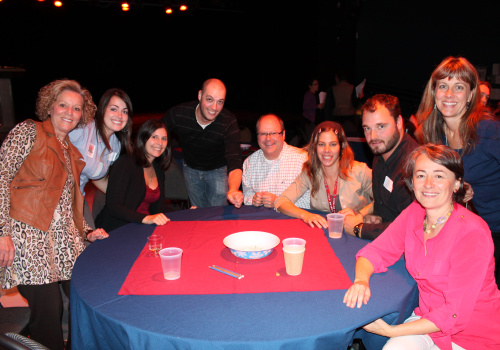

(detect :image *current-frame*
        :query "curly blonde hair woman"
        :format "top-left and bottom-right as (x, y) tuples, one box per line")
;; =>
(0, 79), (107, 350)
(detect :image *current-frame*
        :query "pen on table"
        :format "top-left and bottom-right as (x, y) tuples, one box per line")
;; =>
(209, 265), (244, 279)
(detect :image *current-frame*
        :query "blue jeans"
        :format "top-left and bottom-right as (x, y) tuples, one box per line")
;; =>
(182, 163), (228, 207)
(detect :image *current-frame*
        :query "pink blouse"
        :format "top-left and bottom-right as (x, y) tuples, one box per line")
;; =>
(357, 201), (500, 350)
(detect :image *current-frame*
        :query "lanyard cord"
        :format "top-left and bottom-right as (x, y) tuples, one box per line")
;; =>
(324, 176), (339, 213)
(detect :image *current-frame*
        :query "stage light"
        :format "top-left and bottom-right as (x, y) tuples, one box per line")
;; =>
(165, 7), (173, 14)
(54, 0), (62, 7)
(121, 2), (129, 11)
(179, 4), (187, 11)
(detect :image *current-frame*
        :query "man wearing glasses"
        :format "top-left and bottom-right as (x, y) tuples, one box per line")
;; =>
(242, 114), (310, 208)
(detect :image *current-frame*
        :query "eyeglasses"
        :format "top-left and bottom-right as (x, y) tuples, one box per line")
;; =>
(256, 131), (284, 138)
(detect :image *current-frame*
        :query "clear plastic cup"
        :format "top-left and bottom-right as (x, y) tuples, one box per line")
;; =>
(327, 213), (345, 239)
(159, 247), (183, 280)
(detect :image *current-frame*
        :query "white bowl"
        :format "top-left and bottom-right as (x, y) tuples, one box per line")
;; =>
(223, 231), (280, 259)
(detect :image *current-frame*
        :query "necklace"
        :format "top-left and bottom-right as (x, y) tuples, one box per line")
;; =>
(56, 136), (69, 149)
(144, 166), (155, 183)
(423, 205), (453, 234)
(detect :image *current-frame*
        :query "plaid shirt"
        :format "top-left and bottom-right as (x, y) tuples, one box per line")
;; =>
(242, 143), (310, 209)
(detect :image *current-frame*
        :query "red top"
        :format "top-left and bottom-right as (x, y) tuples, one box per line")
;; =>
(136, 186), (160, 215)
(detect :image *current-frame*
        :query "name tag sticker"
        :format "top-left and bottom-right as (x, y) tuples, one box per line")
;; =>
(383, 176), (393, 193)
(87, 143), (95, 158)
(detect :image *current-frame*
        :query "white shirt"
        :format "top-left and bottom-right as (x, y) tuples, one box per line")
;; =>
(69, 120), (120, 195)
(242, 143), (310, 209)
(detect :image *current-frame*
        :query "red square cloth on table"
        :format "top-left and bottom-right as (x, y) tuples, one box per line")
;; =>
(118, 219), (352, 295)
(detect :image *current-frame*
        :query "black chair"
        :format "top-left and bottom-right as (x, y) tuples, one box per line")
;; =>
(0, 333), (48, 350)
(0, 305), (30, 336)
(164, 161), (190, 210)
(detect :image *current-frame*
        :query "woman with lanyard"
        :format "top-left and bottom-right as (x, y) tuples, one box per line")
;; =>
(275, 121), (373, 228)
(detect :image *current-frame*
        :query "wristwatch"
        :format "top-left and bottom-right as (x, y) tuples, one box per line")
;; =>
(353, 223), (363, 238)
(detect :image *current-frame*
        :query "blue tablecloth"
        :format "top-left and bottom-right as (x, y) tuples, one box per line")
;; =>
(71, 206), (418, 350)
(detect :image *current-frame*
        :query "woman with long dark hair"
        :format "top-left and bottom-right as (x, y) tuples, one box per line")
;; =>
(69, 88), (133, 228)
(96, 119), (171, 232)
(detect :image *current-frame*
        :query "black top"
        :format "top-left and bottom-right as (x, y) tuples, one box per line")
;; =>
(362, 133), (419, 240)
(162, 101), (242, 174)
(95, 154), (166, 232)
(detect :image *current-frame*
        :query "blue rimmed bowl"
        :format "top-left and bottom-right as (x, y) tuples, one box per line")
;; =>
(223, 231), (280, 260)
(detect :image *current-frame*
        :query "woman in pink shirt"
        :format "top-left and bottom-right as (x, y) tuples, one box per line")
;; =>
(343, 144), (500, 350)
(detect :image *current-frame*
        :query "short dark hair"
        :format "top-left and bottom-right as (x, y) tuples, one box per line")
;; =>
(135, 119), (171, 171)
(403, 144), (465, 204)
(361, 94), (401, 121)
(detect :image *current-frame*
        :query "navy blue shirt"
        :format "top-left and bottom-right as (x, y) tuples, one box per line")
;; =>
(444, 119), (500, 233)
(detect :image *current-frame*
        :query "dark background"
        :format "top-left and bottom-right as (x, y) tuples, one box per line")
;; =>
(2, 0), (499, 131)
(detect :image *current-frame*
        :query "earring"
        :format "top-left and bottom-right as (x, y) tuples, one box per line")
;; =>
(467, 101), (470, 109)
(433, 104), (436, 110)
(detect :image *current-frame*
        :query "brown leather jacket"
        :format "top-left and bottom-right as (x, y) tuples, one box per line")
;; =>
(9, 119), (86, 235)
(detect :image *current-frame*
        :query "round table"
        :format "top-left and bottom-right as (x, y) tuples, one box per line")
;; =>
(71, 205), (418, 350)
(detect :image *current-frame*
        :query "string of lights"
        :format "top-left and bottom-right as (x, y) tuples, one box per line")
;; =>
(2, 0), (244, 15)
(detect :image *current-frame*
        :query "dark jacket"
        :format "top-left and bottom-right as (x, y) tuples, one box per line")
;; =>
(96, 154), (166, 232)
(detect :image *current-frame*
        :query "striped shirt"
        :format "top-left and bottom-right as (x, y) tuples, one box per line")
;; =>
(163, 101), (242, 173)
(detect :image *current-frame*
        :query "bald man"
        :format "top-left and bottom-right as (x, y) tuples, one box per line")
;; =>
(163, 79), (243, 208)
(242, 114), (310, 209)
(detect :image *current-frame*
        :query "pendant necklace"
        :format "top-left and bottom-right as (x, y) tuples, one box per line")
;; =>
(424, 205), (453, 234)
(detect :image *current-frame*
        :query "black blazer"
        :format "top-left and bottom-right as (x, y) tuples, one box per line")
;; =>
(96, 154), (166, 232)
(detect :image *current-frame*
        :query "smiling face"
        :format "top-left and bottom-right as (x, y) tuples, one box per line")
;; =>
(362, 104), (402, 161)
(412, 154), (460, 214)
(257, 115), (285, 160)
(434, 77), (474, 121)
(316, 130), (341, 170)
(49, 90), (83, 139)
(145, 127), (168, 162)
(197, 80), (226, 125)
(103, 95), (129, 138)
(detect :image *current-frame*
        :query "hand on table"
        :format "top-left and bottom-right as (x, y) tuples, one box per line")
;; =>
(259, 191), (277, 208)
(87, 228), (109, 242)
(251, 192), (263, 207)
(343, 280), (371, 308)
(143, 213), (170, 226)
(0, 236), (15, 267)
(300, 212), (327, 229)
(339, 208), (363, 237)
(227, 190), (244, 208)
